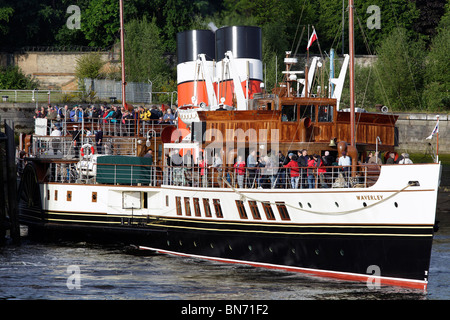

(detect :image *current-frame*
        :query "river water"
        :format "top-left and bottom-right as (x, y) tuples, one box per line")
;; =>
(1, 201), (449, 302)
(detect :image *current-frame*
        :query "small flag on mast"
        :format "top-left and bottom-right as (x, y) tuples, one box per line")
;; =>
(426, 117), (439, 140)
(307, 29), (318, 50)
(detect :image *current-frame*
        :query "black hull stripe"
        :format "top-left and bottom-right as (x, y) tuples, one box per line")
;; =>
(22, 210), (434, 238)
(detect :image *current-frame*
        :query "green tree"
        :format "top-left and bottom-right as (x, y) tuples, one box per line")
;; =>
(124, 17), (171, 90)
(0, 66), (39, 89)
(75, 52), (105, 80)
(373, 27), (426, 111)
(423, 5), (450, 111)
(0, 5), (14, 35)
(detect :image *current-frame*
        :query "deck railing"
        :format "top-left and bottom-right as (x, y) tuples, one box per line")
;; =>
(45, 161), (381, 189)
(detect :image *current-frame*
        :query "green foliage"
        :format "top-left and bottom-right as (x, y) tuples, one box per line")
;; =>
(422, 5), (450, 111)
(0, 66), (39, 90)
(0, 5), (14, 35)
(373, 27), (426, 111)
(124, 17), (172, 90)
(75, 52), (105, 80)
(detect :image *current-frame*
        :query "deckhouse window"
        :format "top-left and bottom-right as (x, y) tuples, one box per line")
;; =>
(248, 200), (261, 220)
(213, 199), (224, 218)
(276, 202), (291, 221)
(175, 196), (182, 215)
(281, 105), (297, 122)
(193, 198), (201, 217)
(235, 200), (248, 219)
(300, 105), (315, 122)
(318, 105), (333, 122)
(203, 198), (212, 217)
(262, 202), (275, 220)
(184, 197), (191, 216)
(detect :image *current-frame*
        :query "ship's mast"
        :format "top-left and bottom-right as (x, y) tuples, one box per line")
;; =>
(119, 0), (126, 109)
(348, 0), (355, 147)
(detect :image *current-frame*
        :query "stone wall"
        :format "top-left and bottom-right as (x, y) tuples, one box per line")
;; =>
(396, 113), (448, 154)
(1, 51), (376, 90)
(0, 51), (114, 90)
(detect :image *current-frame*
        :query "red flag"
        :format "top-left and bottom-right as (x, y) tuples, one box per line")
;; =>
(307, 29), (318, 50)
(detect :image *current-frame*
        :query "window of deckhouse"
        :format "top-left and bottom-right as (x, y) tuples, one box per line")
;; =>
(184, 197), (191, 216)
(213, 199), (224, 218)
(235, 200), (248, 219)
(281, 105), (297, 122)
(300, 105), (315, 122)
(248, 200), (261, 220)
(262, 202), (275, 220)
(276, 202), (291, 221)
(203, 198), (212, 217)
(318, 105), (333, 122)
(175, 196), (182, 215)
(193, 198), (201, 217)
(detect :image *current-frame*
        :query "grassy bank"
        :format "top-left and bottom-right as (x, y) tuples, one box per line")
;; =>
(409, 153), (450, 166)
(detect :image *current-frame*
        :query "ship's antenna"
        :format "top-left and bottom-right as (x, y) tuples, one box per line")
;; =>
(119, 0), (126, 110)
(349, 0), (355, 147)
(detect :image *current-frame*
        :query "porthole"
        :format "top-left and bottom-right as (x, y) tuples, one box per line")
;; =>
(340, 249), (345, 256)
(307, 202), (311, 208)
(268, 247), (273, 253)
(299, 202), (303, 208)
(363, 202), (367, 207)
(193, 241), (197, 247)
(335, 202), (339, 207)
(179, 240), (182, 246)
(167, 240), (170, 246)
(210, 243), (214, 248)
(315, 249), (320, 255)
(291, 248), (296, 254)
(248, 245), (252, 251)
(394, 202), (398, 208)
(228, 245), (232, 251)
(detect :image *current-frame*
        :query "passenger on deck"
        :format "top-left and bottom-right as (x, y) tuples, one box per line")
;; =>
(298, 149), (308, 188)
(160, 108), (175, 124)
(338, 150), (351, 176)
(307, 155), (315, 188)
(246, 149), (257, 188)
(284, 153), (300, 189)
(95, 125), (103, 154)
(71, 125), (81, 158)
(368, 151), (382, 164)
(50, 125), (61, 155)
(234, 155), (245, 188)
(399, 153), (413, 164)
(386, 152), (395, 164)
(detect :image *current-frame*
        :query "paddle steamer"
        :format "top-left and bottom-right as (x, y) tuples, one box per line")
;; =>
(17, 0), (441, 290)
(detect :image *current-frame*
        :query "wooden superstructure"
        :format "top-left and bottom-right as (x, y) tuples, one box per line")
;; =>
(195, 94), (398, 158)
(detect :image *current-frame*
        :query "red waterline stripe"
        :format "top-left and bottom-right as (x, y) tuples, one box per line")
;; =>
(138, 246), (427, 291)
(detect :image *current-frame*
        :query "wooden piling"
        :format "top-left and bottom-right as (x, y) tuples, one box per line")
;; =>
(0, 121), (6, 244)
(4, 120), (20, 244)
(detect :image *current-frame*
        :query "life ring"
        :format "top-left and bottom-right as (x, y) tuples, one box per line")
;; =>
(81, 144), (95, 157)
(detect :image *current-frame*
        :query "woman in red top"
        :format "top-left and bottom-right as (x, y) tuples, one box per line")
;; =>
(307, 156), (316, 188)
(284, 154), (299, 189)
(234, 155), (246, 188)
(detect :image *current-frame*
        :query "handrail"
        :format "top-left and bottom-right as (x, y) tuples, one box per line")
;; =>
(45, 161), (381, 189)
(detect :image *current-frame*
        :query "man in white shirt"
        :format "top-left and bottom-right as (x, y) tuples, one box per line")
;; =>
(50, 125), (62, 155)
(338, 150), (351, 177)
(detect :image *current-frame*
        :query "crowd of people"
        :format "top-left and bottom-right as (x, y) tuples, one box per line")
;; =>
(33, 103), (178, 129)
(164, 147), (415, 189)
(165, 148), (341, 189)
